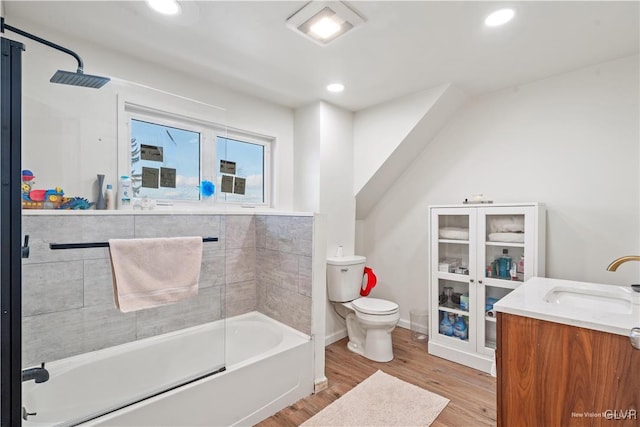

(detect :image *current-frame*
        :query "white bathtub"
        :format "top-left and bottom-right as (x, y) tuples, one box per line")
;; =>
(22, 312), (313, 426)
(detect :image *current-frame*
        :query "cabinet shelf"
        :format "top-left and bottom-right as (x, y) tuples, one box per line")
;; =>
(438, 239), (469, 245)
(438, 306), (469, 316)
(436, 271), (470, 282)
(481, 279), (520, 289)
(485, 241), (524, 248)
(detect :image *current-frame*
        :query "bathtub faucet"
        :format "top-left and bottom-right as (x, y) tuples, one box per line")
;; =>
(22, 362), (49, 383)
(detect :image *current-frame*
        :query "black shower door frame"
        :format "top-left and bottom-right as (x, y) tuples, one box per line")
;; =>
(1, 35), (25, 427)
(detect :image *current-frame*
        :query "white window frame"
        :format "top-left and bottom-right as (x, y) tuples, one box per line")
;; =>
(117, 98), (272, 208)
(215, 129), (272, 207)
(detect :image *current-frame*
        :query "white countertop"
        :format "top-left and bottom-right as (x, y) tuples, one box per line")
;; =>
(494, 277), (640, 336)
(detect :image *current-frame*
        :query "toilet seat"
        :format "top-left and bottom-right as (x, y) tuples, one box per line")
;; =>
(352, 297), (399, 315)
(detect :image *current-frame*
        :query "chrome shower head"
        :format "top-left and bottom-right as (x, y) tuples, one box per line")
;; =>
(50, 70), (110, 89)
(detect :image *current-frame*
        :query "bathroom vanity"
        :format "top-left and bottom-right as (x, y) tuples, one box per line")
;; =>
(494, 277), (640, 427)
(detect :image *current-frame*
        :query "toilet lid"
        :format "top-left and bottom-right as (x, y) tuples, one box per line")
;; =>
(352, 298), (399, 315)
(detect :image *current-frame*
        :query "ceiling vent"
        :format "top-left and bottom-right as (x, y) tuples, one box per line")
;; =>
(286, 1), (366, 45)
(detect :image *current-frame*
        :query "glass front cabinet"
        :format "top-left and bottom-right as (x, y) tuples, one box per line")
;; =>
(428, 203), (545, 373)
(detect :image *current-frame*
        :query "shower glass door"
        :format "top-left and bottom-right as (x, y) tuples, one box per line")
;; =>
(19, 46), (227, 425)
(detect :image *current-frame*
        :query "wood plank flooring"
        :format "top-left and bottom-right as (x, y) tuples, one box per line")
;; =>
(256, 327), (496, 426)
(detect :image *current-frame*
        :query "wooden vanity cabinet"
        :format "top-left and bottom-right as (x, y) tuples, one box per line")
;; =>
(497, 312), (640, 427)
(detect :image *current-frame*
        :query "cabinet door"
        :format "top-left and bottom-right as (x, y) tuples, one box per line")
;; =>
(430, 207), (477, 352)
(476, 206), (535, 355)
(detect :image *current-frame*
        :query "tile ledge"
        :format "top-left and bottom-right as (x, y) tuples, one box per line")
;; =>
(22, 208), (314, 217)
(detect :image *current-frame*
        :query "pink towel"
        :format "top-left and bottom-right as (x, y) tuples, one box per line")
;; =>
(109, 237), (203, 313)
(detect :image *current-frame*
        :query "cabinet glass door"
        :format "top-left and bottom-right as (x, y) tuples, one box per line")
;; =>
(476, 206), (534, 355)
(482, 213), (526, 283)
(436, 278), (472, 346)
(431, 210), (476, 351)
(477, 284), (512, 355)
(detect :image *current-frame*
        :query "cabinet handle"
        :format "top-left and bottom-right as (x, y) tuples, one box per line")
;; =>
(478, 280), (483, 284)
(470, 279), (474, 283)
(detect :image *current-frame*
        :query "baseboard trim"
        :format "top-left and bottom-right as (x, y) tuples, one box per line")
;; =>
(397, 318), (410, 330)
(325, 328), (347, 346)
(314, 377), (328, 393)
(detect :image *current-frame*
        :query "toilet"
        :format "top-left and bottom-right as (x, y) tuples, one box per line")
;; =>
(327, 255), (399, 362)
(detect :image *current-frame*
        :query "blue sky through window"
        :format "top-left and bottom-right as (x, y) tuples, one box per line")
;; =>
(217, 136), (264, 203)
(131, 119), (201, 201)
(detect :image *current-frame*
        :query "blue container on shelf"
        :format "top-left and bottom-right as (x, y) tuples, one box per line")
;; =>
(460, 294), (469, 310)
(453, 315), (468, 340)
(439, 312), (454, 336)
(485, 297), (499, 312)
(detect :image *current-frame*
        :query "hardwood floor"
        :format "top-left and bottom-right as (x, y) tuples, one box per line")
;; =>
(257, 327), (497, 426)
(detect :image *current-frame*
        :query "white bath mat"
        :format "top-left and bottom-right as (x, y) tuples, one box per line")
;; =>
(301, 370), (449, 427)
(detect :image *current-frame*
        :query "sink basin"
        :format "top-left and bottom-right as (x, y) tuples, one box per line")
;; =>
(544, 286), (633, 314)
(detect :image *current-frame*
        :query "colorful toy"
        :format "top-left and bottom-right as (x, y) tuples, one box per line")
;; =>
(21, 169), (93, 210)
(58, 197), (94, 210)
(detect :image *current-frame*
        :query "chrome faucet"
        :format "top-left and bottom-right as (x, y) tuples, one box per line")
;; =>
(607, 256), (640, 349)
(21, 362), (49, 383)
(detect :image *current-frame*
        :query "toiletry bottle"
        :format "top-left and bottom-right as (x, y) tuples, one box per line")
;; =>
(517, 255), (525, 281)
(105, 184), (115, 210)
(510, 262), (517, 280)
(498, 249), (512, 279)
(117, 176), (132, 209)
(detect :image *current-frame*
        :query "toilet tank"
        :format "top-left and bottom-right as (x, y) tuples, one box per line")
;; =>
(326, 256), (366, 302)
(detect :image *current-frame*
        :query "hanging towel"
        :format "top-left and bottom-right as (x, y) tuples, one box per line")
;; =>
(109, 236), (203, 313)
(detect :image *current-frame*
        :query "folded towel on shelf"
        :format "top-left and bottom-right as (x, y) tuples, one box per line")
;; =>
(109, 236), (203, 313)
(438, 227), (470, 240)
(488, 232), (525, 243)
(487, 215), (524, 233)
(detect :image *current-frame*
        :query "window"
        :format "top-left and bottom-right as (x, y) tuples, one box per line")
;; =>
(130, 119), (201, 201)
(122, 102), (272, 207)
(216, 136), (269, 204)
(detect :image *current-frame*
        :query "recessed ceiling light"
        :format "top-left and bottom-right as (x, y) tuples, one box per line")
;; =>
(310, 17), (342, 40)
(146, 0), (181, 16)
(326, 83), (344, 93)
(484, 8), (515, 27)
(286, 1), (365, 46)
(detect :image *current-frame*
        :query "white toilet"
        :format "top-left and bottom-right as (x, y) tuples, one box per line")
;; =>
(327, 255), (400, 362)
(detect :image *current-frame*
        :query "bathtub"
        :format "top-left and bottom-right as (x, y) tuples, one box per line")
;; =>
(22, 311), (313, 426)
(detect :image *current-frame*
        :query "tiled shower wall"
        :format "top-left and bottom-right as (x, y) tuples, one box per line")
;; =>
(21, 213), (313, 368)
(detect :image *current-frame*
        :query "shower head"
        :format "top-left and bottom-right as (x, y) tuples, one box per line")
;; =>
(1, 19), (110, 89)
(50, 70), (110, 89)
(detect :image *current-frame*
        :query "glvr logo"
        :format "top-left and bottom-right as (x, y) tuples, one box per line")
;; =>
(603, 409), (637, 420)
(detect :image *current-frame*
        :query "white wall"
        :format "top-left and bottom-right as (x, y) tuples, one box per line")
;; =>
(357, 55), (640, 325)
(10, 16), (295, 209)
(319, 102), (355, 258)
(318, 103), (356, 342)
(354, 84), (467, 219)
(293, 101), (355, 344)
(293, 103), (321, 212)
(353, 84), (449, 194)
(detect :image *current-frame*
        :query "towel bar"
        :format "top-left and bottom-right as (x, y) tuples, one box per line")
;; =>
(49, 237), (218, 250)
